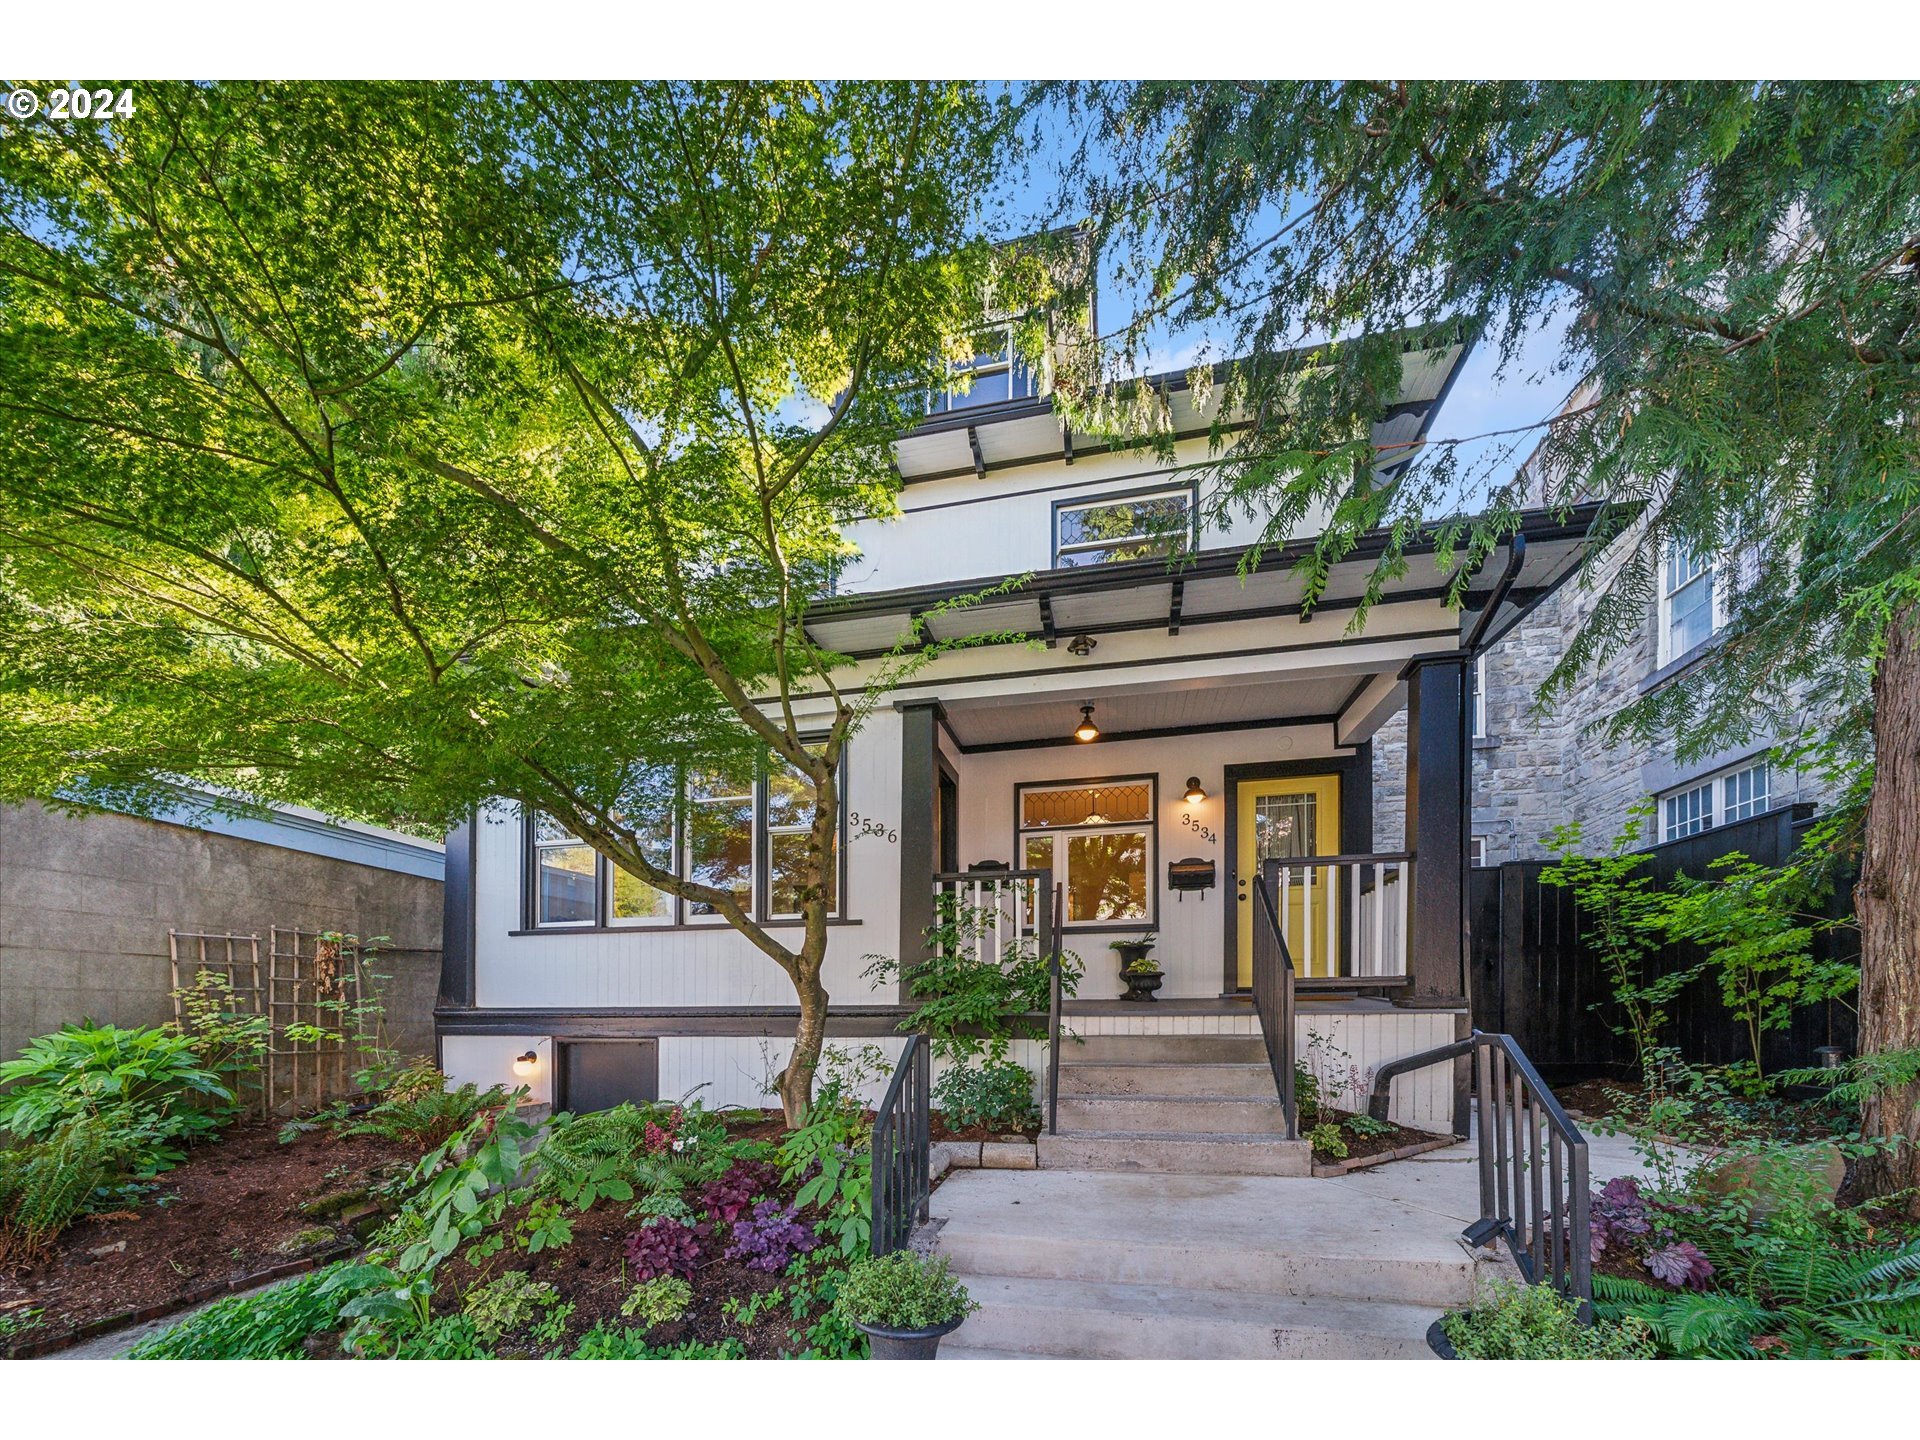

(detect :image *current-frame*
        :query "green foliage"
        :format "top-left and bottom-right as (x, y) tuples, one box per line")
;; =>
(1661, 851), (1857, 1076)
(0, 1306), (43, 1343)
(0, 1022), (233, 1173)
(172, 970), (270, 1098)
(933, 1060), (1037, 1133)
(1293, 1065), (1320, 1126)
(1306, 1121), (1348, 1161)
(130, 1266), (363, 1360)
(865, 894), (1084, 1066)
(1344, 1112), (1394, 1139)
(833, 1250), (977, 1331)
(337, 1061), (510, 1149)
(621, 1275), (693, 1327)
(513, 1197), (575, 1255)
(0, 1115), (122, 1263)
(460, 1271), (561, 1343)
(568, 1327), (744, 1359)
(1443, 1279), (1655, 1359)
(779, 1104), (871, 1258)
(1541, 811), (1703, 1081)
(534, 1098), (734, 1213)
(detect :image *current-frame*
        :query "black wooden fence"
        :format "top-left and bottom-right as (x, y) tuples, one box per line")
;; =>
(1469, 804), (1858, 1083)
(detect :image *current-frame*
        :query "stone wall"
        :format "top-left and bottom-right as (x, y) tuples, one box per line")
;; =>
(1374, 537), (1842, 864)
(0, 801), (443, 1066)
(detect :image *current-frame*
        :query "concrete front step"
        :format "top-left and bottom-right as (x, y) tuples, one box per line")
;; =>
(1037, 1129), (1311, 1176)
(1065, 1033), (1267, 1064)
(947, 1274), (1442, 1360)
(936, 1173), (1476, 1306)
(1056, 1092), (1292, 1135)
(1059, 1060), (1278, 1098)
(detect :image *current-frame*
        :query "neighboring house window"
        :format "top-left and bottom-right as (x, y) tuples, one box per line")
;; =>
(1469, 835), (1488, 867)
(527, 751), (843, 928)
(1659, 758), (1772, 842)
(1721, 760), (1771, 824)
(1054, 486), (1196, 568)
(1017, 777), (1155, 926)
(930, 318), (1037, 414)
(1470, 653), (1489, 739)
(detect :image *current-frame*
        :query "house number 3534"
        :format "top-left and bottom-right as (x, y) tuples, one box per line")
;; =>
(1180, 812), (1217, 844)
(849, 812), (898, 844)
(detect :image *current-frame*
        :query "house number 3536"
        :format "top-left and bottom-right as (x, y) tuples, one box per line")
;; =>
(849, 812), (898, 844)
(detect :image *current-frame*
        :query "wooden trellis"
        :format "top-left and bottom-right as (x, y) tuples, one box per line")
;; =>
(169, 927), (372, 1117)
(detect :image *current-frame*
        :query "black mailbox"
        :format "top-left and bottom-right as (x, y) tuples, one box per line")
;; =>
(1167, 857), (1216, 898)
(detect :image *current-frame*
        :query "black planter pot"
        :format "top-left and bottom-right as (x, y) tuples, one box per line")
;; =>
(1426, 1319), (1458, 1359)
(858, 1314), (966, 1359)
(1119, 968), (1164, 1002)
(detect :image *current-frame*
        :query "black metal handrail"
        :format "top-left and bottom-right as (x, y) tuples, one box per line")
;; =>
(871, 1033), (931, 1257)
(1252, 859), (1299, 1139)
(1367, 1030), (1592, 1317)
(1044, 880), (1063, 1134)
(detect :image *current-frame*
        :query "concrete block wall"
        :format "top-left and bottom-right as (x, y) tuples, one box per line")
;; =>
(0, 801), (443, 1066)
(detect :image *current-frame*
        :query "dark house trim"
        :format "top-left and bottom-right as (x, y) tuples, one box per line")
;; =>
(1219, 750), (1373, 997)
(956, 710), (1346, 756)
(438, 814), (478, 1011)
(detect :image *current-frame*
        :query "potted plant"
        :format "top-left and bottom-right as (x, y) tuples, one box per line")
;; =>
(834, 1250), (978, 1359)
(1112, 935), (1161, 1001)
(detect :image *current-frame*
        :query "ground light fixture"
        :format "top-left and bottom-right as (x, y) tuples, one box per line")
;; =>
(513, 1050), (540, 1077)
(1184, 777), (1207, 804)
(1073, 704), (1100, 742)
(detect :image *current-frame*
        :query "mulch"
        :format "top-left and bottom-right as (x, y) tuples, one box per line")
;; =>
(0, 1121), (417, 1354)
(1308, 1106), (1439, 1164)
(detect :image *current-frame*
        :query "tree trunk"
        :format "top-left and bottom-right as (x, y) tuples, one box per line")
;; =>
(779, 958), (830, 1129)
(1856, 599), (1920, 1208)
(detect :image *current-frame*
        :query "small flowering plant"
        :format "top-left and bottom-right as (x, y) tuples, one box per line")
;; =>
(1587, 1175), (1715, 1290)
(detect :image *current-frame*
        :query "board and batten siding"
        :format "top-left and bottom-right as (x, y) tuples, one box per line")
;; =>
(470, 708), (905, 1012)
(836, 441), (1335, 597)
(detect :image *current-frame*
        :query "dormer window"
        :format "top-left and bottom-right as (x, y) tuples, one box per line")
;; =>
(930, 318), (1038, 414)
(1054, 485), (1197, 568)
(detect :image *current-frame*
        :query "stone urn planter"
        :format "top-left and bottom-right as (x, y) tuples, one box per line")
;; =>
(1426, 1319), (1458, 1359)
(856, 1314), (967, 1360)
(1113, 937), (1161, 1001)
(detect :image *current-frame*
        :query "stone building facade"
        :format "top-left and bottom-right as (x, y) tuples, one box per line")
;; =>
(0, 799), (444, 1065)
(1373, 535), (1838, 864)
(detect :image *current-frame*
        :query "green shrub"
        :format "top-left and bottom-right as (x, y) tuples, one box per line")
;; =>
(568, 1326), (743, 1359)
(934, 1060), (1037, 1132)
(0, 1022), (232, 1172)
(1442, 1279), (1654, 1359)
(1293, 1065), (1320, 1125)
(1306, 1121), (1348, 1161)
(461, 1271), (561, 1342)
(340, 1061), (508, 1149)
(130, 1265), (356, 1359)
(833, 1251), (977, 1331)
(621, 1275), (693, 1326)
(0, 1115), (121, 1263)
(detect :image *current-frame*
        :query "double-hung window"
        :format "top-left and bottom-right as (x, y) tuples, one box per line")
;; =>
(1017, 777), (1155, 927)
(526, 749), (843, 929)
(930, 318), (1038, 414)
(1659, 758), (1771, 842)
(1054, 487), (1196, 568)
(1661, 545), (1717, 664)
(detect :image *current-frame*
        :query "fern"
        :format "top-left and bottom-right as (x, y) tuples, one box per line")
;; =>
(0, 1115), (118, 1262)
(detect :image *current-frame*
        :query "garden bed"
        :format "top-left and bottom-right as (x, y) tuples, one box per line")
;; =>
(0, 1122), (416, 1356)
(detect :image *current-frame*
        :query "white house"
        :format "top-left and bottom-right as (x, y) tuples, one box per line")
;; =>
(434, 329), (1601, 1147)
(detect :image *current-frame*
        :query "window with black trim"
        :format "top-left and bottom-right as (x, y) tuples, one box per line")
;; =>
(525, 749), (844, 929)
(1016, 776), (1155, 927)
(1054, 486), (1196, 568)
(929, 318), (1038, 414)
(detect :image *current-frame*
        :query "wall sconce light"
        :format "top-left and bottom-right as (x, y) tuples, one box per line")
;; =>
(1184, 777), (1207, 805)
(1066, 634), (1097, 658)
(1072, 703), (1100, 743)
(512, 1050), (540, 1078)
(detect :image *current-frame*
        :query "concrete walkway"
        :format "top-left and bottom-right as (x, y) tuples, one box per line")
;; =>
(933, 1128), (1658, 1359)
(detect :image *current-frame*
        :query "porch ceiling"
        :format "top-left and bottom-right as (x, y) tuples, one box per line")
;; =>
(937, 670), (1360, 750)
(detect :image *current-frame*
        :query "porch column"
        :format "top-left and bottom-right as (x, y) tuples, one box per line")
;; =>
(896, 701), (941, 997)
(1402, 653), (1470, 1008)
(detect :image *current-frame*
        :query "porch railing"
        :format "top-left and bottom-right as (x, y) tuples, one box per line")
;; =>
(1367, 1031), (1592, 1317)
(871, 1033), (931, 1257)
(1271, 852), (1412, 980)
(1252, 859), (1299, 1140)
(930, 867), (1065, 1133)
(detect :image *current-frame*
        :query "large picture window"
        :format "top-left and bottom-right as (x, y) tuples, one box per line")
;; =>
(525, 749), (844, 930)
(1054, 486), (1196, 568)
(1016, 777), (1155, 927)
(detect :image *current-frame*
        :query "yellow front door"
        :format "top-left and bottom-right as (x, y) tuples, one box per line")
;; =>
(1236, 774), (1341, 986)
